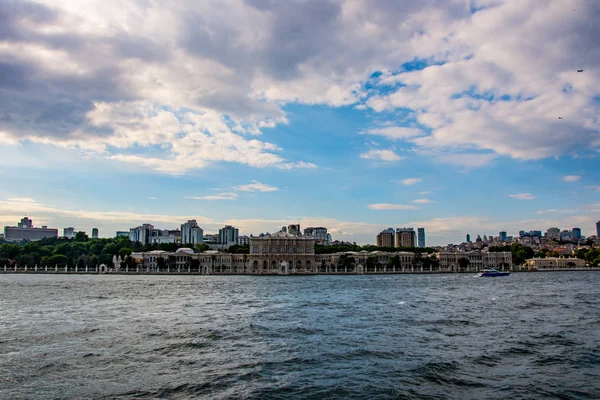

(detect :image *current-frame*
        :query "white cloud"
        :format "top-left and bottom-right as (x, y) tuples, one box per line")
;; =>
(412, 199), (435, 204)
(6, 197), (37, 203)
(360, 149), (403, 161)
(562, 175), (581, 182)
(585, 185), (600, 192)
(148, 197), (158, 200)
(233, 181), (278, 192)
(185, 193), (238, 200)
(366, 203), (418, 210)
(509, 193), (536, 200)
(362, 126), (424, 140)
(401, 178), (422, 185)
(536, 209), (574, 215)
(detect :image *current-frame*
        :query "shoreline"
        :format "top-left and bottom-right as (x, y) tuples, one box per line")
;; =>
(1, 268), (598, 276)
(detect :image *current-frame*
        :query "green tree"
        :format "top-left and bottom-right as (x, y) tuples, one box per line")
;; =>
(119, 247), (133, 258)
(74, 231), (89, 242)
(457, 257), (470, 272)
(366, 256), (378, 272)
(0, 243), (22, 259)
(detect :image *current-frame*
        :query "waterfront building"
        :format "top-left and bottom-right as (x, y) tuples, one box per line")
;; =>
(249, 230), (315, 273)
(376, 228), (394, 247)
(3, 217), (58, 242)
(438, 251), (513, 272)
(181, 220), (203, 245)
(572, 228), (582, 240)
(92, 228), (99, 239)
(218, 225), (239, 247)
(547, 227), (560, 239)
(396, 228), (415, 248)
(524, 257), (586, 270)
(417, 228), (425, 248)
(64, 227), (75, 239)
(499, 231), (507, 241)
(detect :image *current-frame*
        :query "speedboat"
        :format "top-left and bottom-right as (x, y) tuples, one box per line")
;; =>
(479, 268), (511, 277)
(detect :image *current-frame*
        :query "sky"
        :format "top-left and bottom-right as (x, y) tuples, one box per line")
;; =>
(0, 0), (599, 246)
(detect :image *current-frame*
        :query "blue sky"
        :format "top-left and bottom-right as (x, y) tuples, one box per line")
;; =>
(0, 0), (599, 245)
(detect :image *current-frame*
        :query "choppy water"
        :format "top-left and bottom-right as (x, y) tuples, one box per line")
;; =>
(1, 272), (599, 399)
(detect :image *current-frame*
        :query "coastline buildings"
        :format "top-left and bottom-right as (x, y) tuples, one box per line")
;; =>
(181, 220), (203, 245)
(417, 228), (425, 248)
(3, 217), (58, 242)
(525, 257), (586, 270)
(438, 251), (513, 272)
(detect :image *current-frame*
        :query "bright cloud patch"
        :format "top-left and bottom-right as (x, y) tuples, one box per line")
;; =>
(562, 175), (581, 182)
(360, 149), (403, 162)
(509, 193), (536, 200)
(233, 181), (279, 192)
(186, 193), (239, 200)
(412, 199), (435, 204)
(401, 178), (422, 185)
(367, 204), (418, 210)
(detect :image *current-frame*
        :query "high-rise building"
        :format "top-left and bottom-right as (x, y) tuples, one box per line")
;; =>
(287, 224), (301, 235)
(376, 228), (394, 247)
(181, 220), (203, 245)
(304, 227), (329, 243)
(596, 221), (600, 237)
(547, 227), (560, 239)
(64, 227), (75, 239)
(92, 228), (99, 239)
(218, 225), (239, 247)
(115, 231), (129, 238)
(560, 230), (572, 241)
(4, 217), (58, 242)
(466, 233), (471, 243)
(499, 231), (507, 241)
(396, 228), (415, 248)
(572, 228), (582, 240)
(417, 228), (425, 248)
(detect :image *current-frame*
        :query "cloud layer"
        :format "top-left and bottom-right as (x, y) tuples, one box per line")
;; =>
(0, 0), (598, 174)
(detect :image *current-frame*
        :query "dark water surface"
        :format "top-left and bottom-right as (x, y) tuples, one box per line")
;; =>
(1, 273), (599, 399)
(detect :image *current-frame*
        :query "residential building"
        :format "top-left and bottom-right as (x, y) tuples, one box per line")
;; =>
(417, 228), (425, 248)
(92, 228), (99, 239)
(115, 231), (129, 238)
(572, 228), (582, 240)
(218, 225), (239, 247)
(204, 234), (219, 244)
(304, 227), (329, 244)
(396, 228), (415, 248)
(129, 224), (177, 244)
(560, 230), (572, 241)
(547, 227), (560, 239)
(181, 220), (203, 245)
(237, 235), (250, 246)
(376, 228), (394, 247)
(499, 231), (507, 241)
(287, 224), (301, 235)
(64, 227), (75, 239)
(4, 217), (58, 242)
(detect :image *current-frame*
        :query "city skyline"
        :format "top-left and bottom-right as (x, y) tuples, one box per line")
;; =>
(0, 1), (599, 246)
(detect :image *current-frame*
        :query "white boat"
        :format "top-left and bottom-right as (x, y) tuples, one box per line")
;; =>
(479, 268), (511, 277)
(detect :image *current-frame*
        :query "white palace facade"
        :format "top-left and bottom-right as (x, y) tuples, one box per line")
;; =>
(128, 230), (515, 274)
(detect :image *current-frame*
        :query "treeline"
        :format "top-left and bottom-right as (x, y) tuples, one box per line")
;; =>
(489, 243), (600, 266)
(0, 233), (210, 268)
(314, 244), (437, 254)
